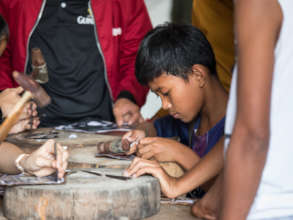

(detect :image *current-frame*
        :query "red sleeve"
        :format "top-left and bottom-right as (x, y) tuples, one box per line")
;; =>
(0, 44), (15, 90)
(117, 0), (152, 106)
(0, 1), (15, 90)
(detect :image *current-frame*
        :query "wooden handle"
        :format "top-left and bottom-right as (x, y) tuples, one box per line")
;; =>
(0, 91), (33, 142)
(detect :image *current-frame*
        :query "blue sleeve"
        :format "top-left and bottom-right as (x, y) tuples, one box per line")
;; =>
(154, 115), (190, 146)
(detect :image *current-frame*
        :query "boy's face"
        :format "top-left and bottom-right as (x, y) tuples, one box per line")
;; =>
(149, 72), (204, 123)
(0, 36), (7, 56)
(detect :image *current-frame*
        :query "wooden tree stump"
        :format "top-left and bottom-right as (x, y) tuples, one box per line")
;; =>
(3, 169), (160, 220)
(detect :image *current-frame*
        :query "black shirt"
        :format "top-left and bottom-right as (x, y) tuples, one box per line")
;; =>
(27, 0), (113, 126)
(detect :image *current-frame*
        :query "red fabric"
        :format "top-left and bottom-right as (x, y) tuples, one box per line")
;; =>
(0, 0), (151, 106)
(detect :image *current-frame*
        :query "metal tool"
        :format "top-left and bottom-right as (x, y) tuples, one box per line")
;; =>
(24, 130), (59, 140)
(31, 48), (49, 84)
(54, 142), (58, 182)
(80, 169), (131, 181)
(160, 197), (197, 206)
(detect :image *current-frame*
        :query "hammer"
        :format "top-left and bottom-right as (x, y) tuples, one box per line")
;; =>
(0, 71), (51, 141)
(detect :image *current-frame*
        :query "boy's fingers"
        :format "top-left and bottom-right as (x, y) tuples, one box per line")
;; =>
(126, 157), (141, 175)
(123, 131), (138, 143)
(126, 157), (159, 177)
(122, 131), (133, 140)
(134, 166), (156, 178)
(139, 137), (156, 145)
(141, 151), (155, 160)
(127, 157), (152, 176)
(137, 145), (154, 159)
(126, 145), (137, 155)
(135, 166), (164, 181)
(138, 144), (153, 153)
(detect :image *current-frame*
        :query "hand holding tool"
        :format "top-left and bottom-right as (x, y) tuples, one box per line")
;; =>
(0, 71), (51, 141)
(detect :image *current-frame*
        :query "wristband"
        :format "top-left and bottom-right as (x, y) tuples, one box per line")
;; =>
(15, 153), (30, 174)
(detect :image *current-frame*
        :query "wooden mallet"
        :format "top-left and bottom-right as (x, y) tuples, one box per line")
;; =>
(0, 71), (51, 141)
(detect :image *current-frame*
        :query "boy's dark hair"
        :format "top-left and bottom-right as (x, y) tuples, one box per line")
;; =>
(135, 23), (217, 85)
(0, 15), (9, 39)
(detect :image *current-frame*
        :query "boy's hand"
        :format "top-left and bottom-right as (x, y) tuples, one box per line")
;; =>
(192, 174), (222, 220)
(113, 98), (144, 126)
(122, 129), (146, 155)
(136, 137), (184, 162)
(124, 157), (178, 198)
(191, 191), (218, 220)
(21, 139), (69, 178)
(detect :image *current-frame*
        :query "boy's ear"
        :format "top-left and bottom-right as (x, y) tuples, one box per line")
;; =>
(191, 64), (207, 88)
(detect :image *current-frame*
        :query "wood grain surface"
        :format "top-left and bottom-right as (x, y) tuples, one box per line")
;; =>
(3, 169), (160, 220)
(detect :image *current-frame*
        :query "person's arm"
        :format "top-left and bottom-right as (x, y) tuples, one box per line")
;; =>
(0, 140), (68, 178)
(125, 137), (224, 198)
(192, 172), (223, 220)
(220, 1), (282, 220)
(174, 137), (224, 194)
(0, 142), (24, 174)
(137, 137), (200, 170)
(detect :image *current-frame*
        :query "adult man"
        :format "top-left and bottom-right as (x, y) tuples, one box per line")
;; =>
(0, 0), (152, 127)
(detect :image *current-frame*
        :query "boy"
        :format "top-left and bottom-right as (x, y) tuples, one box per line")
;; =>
(124, 23), (227, 199)
(0, 15), (68, 178)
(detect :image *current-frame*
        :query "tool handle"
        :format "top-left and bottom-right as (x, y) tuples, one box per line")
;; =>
(0, 91), (33, 142)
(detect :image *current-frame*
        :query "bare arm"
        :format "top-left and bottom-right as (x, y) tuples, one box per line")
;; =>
(220, 1), (282, 219)
(174, 137), (224, 196)
(0, 140), (68, 178)
(125, 137), (224, 198)
(0, 142), (24, 174)
(192, 172), (223, 220)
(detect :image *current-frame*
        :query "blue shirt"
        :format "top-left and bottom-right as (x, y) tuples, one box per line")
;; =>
(154, 115), (225, 158)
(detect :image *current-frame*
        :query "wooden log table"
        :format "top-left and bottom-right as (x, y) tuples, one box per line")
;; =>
(1, 128), (194, 219)
(0, 200), (201, 220)
(3, 169), (161, 220)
